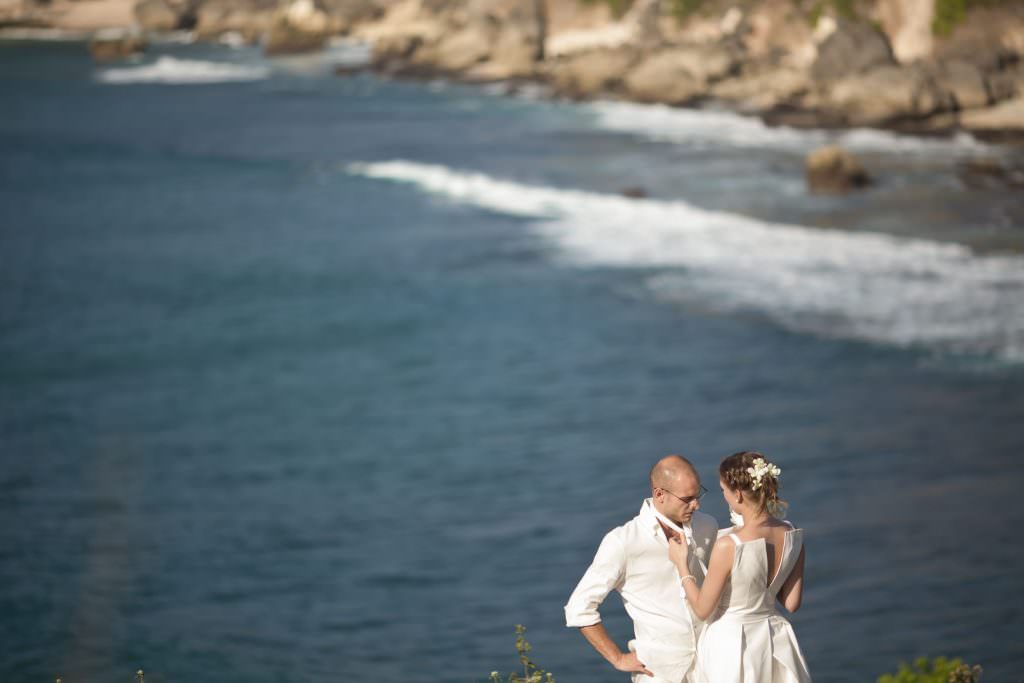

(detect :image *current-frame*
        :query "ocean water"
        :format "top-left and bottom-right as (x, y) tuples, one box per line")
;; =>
(2, 38), (1024, 683)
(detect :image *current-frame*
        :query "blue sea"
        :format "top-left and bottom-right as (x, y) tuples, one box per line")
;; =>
(2, 36), (1024, 683)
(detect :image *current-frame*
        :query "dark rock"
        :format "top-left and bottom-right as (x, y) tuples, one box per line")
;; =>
(620, 187), (647, 199)
(928, 59), (991, 111)
(958, 157), (1024, 189)
(88, 30), (146, 61)
(334, 64), (367, 76)
(811, 19), (896, 83)
(822, 64), (951, 126)
(805, 145), (871, 193)
(988, 64), (1024, 103)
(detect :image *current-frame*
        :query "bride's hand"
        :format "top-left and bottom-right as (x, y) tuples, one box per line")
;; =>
(668, 536), (689, 569)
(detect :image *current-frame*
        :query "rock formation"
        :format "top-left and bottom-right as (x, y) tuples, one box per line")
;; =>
(805, 145), (871, 193)
(88, 28), (147, 60)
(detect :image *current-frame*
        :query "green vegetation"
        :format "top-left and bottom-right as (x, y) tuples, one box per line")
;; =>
(877, 656), (983, 683)
(669, 0), (708, 21)
(488, 626), (984, 683)
(578, 0), (634, 19)
(487, 625), (556, 683)
(932, 0), (970, 35)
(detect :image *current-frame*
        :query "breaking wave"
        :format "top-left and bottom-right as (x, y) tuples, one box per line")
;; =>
(349, 160), (1024, 361)
(97, 56), (269, 84)
(586, 101), (990, 156)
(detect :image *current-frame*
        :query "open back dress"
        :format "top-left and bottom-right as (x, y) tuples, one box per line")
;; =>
(696, 524), (811, 683)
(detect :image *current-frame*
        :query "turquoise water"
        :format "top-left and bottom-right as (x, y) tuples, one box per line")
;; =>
(2, 39), (1024, 683)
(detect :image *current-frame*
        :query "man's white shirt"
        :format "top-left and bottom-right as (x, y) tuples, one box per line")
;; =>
(564, 499), (718, 683)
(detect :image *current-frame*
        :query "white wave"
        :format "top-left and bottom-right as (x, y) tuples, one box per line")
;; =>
(348, 160), (1024, 361)
(97, 56), (269, 84)
(587, 101), (990, 155)
(0, 27), (88, 41)
(218, 31), (248, 48)
(325, 37), (372, 67)
(149, 30), (196, 45)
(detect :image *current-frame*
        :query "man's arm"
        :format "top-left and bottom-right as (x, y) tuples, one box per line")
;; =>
(579, 624), (653, 677)
(565, 531), (652, 676)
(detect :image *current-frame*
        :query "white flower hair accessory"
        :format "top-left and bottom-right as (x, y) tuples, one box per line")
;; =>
(729, 509), (744, 528)
(746, 457), (781, 490)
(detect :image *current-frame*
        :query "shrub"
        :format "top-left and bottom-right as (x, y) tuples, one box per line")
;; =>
(877, 656), (983, 683)
(487, 625), (555, 683)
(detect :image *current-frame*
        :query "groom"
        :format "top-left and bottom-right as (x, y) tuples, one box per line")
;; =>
(564, 455), (717, 683)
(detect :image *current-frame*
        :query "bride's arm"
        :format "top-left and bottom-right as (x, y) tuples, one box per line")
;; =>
(776, 545), (805, 613)
(670, 536), (734, 621)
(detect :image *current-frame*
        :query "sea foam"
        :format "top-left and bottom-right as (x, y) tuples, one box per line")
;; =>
(349, 160), (1024, 361)
(97, 56), (269, 84)
(0, 27), (89, 41)
(586, 101), (990, 155)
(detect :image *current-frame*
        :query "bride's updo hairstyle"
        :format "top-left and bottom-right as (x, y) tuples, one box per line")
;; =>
(719, 451), (788, 517)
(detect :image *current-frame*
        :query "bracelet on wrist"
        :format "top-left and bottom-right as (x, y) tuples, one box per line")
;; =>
(680, 574), (696, 583)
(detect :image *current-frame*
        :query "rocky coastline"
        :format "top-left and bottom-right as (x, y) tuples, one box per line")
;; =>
(3, 0), (1024, 143)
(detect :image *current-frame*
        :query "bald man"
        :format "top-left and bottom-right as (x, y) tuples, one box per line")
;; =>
(564, 455), (718, 683)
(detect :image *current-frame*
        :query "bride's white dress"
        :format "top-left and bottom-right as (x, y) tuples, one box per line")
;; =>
(696, 524), (811, 683)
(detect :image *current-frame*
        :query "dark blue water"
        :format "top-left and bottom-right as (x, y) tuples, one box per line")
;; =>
(2, 39), (1024, 683)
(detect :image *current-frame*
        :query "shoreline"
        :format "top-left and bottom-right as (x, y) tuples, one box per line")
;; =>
(3, 0), (1024, 146)
(365, 66), (1024, 148)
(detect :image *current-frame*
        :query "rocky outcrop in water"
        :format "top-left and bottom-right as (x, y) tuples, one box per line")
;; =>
(88, 28), (146, 60)
(264, 0), (329, 53)
(805, 145), (871, 193)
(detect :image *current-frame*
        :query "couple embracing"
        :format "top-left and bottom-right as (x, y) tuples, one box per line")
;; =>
(565, 452), (811, 683)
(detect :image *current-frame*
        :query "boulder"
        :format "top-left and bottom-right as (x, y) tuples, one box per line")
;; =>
(928, 59), (991, 111)
(823, 64), (951, 125)
(805, 145), (870, 193)
(133, 0), (180, 31)
(88, 29), (146, 61)
(370, 32), (424, 69)
(623, 51), (704, 104)
(264, 0), (330, 55)
(737, 0), (818, 68)
(710, 65), (810, 112)
(318, 0), (382, 34)
(658, 43), (741, 83)
(933, 4), (1024, 72)
(547, 47), (638, 98)
(988, 64), (1024, 102)
(811, 19), (896, 82)
(466, 27), (539, 80)
(959, 95), (1024, 134)
(194, 0), (275, 42)
(622, 44), (740, 105)
(957, 157), (1024, 188)
(419, 21), (494, 71)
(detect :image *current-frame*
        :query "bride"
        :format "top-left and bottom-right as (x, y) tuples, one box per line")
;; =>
(668, 451), (811, 683)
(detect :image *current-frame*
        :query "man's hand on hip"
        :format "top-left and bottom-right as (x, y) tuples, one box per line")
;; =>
(613, 651), (654, 677)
